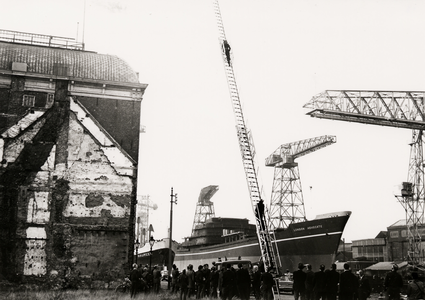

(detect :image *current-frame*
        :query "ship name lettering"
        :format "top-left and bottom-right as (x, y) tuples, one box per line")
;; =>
(293, 227), (305, 231)
(307, 225), (322, 230)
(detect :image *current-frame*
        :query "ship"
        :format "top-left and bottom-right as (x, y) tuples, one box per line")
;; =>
(135, 186), (351, 273)
(172, 211), (351, 272)
(135, 238), (175, 269)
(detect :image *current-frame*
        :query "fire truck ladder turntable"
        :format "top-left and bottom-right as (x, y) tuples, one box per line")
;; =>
(212, 0), (282, 277)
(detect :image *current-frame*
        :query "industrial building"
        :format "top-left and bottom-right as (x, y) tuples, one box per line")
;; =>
(0, 30), (147, 287)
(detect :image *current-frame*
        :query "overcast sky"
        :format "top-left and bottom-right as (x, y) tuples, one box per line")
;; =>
(3, 0), (425, 243)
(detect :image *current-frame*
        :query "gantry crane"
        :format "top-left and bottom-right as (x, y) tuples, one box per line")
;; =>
(213, 0), (281, 276)
(191, 185), (218, 235)
(265, 135), (337, 230)
(303, 90), (425, 264)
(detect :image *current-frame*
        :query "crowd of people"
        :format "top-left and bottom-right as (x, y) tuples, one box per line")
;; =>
(128, 260), (421, 300)
(127, 261), (276, 299)
(292, 262), (371, 300)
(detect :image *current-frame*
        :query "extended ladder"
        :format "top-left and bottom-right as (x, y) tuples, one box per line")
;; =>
(212, 0), (282, 279)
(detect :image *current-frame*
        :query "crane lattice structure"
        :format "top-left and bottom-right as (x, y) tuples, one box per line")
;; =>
(304, 90), (425, 264)
(265, 135), (337, 230)
(191, 185), (218, 235)
(213, 0), (281, 276)
(136, 195), (158, 246)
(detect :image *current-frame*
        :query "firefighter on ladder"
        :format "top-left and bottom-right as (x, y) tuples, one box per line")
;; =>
(223, 40), (231, 65)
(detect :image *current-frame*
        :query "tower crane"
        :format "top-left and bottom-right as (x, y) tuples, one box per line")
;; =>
(191, 185), (218, 235)
(212, 0), (281, 276)
(265, 135), (337, 230)
(303, 90), (425, 264)
(136, 195), (158, 246)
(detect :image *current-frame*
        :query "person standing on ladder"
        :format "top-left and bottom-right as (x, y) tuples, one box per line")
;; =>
(223, 40), (231, 65)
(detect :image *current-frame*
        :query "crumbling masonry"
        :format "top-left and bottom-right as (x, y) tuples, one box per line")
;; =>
(0, 38), (147, 287)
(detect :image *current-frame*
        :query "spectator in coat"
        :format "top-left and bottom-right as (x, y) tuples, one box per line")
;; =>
(152, 265), (161, 293)
(252, 265), (262, 300)
(236, 263), (251, 300)
(195, 265), (205, 299)
(305, 264), (315, 300)
(384, 264), (404, 300)
(221, 264), (236, 300)
(339, 263), (358, 300)
(187, 264), (195, 298)
(210, 266), (219, 299)
(203, 264), (211, 297)
(407, 271), (424, 300)
(313, 264), (327, 300)
(130, 263), (141, 298)
(358, 269), (371, 300)
(261, 268), (275, 300)
(179, 269), (189, 300)
(172, 264), (180, 293)
(293, 262), (307, 300)
(326, 263), (340, 300)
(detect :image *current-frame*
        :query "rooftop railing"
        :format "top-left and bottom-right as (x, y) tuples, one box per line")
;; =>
(0, 29), (84, 50)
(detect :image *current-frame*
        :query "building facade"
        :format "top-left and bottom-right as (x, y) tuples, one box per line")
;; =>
(0, 32), (147, 286)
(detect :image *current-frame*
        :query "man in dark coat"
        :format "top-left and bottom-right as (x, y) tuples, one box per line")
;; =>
(210, 266), (219, 298)
(195, 265), (205, 299)
(313, 264), (327, 300)
(235, 263), (251, 300)
(326, 263), (340, 300)
(384, 264), (403, 300)
(221, 264), (236, 300)
(293, 262), (307, 300)
(339, 263), (358, 300)
(358, 269), (371, 300)
(130, 263), (141, 298)
(251, 265), (262, 300)
(179, 269), (189, 300)
(203, 264), (211, 297)
(305, 264), (315, 300)
(261, 268), (275, 300)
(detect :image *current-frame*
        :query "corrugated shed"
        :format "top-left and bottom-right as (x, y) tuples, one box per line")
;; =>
(0, 42), (139, 83)
(365, 261), (408, 271)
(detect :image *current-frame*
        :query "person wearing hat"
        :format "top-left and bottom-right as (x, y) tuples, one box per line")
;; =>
(339, 263), (358, 300)
(130, 263), (141, 298)
(358, 269), (371, 300)
(305, 264), (315, 300)
(293, 262), (307, 300)
(407, 271), (424, 300)
(313, 264), (327, 300)
(326, 263), (340, 300)
(384, 264), (403, 300)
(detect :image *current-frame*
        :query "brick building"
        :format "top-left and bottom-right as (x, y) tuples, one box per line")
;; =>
(0, 31), (147, 286)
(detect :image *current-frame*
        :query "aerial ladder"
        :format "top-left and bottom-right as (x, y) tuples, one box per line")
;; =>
(303, 90), (425, 264)
(265, 135), (337, 230)
(212, 0), (282, 277)
(191, 185), (218, 235)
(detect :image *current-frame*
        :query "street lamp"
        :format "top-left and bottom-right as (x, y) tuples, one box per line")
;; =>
(149, 236), (155, 271)
(135, 239), (140, 264)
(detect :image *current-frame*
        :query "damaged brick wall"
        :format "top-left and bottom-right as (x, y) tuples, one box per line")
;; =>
(0, 76), (139, 287)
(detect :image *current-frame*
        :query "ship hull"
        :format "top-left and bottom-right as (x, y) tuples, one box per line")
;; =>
(174, 211), (351, 272)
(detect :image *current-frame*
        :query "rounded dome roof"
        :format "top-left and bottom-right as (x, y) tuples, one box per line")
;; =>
(0, 41), (139, 83)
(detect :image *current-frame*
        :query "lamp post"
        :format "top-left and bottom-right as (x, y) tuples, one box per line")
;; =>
(135, 239), (140, 264)
(168, 187), (177, 289)
(149, 236), (155, 271)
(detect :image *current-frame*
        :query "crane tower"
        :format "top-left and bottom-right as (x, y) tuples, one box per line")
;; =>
(213, 0), (281, 275)
(265, 135), (337, 230)
(191, 185), (218, 235)
(303, 90), (425, 263)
